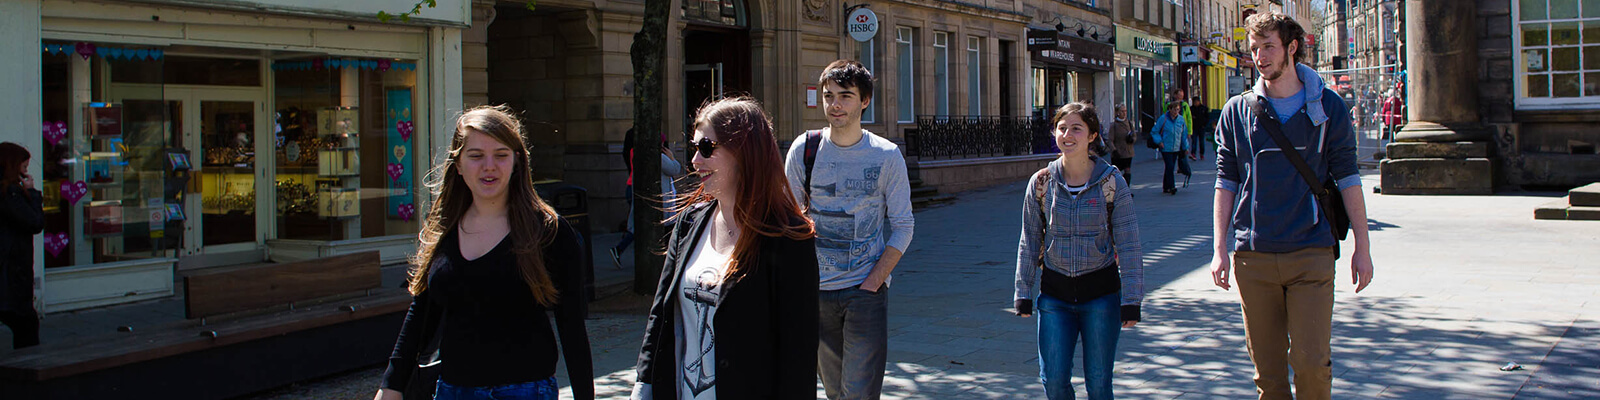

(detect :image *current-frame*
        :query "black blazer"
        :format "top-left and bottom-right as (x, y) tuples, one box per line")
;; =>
(0, 185), (43, 313)
(634, 201), (819, 399)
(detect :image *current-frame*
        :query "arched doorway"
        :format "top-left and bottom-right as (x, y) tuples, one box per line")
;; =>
(680, 0), (752, 139)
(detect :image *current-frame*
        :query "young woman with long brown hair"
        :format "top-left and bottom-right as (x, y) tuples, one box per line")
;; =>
(375, 105), (593, 400)
(629, 97), (818, 400)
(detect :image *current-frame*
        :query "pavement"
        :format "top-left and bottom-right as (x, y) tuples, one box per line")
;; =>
(9, 150), (1600, 399)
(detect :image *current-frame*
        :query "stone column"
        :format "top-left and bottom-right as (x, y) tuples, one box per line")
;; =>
(1380, 0), (1494, 194)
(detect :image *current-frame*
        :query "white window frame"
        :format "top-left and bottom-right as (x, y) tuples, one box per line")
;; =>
(967, 36), (983, 116)
(897, 27), (917, 123)
(860, 37), (877, 124)
(1513, 0), (1600, 109)
(934, 31), (950, 116)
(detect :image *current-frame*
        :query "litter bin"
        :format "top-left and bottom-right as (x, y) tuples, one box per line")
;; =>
(535, 180), (593, 317)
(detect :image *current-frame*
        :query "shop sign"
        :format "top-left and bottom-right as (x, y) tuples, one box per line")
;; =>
(847, 8), (879, 43)
(1233, 27), (1247, 41)
(1180, 46), (1201, 63)
(1030, 29), (1114, 71)
(1116, 26), (1175, 62)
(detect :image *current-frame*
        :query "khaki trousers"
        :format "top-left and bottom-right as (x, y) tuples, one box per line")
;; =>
(1234, 247), (1336, 400)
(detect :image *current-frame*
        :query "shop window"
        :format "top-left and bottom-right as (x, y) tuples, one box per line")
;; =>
(1516, 0), (1600, 106)
(39, 42), (179, 268)
(968, 36), (983, 116)
(272, 58), (421, 241)
(860, 37), (877, 124)
(897, 27), (917, 123)
(934, 31), (950, 116)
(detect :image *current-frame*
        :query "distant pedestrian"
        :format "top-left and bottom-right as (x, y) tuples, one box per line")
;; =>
(611, 136), (686, 268)
(786, 59), (915, 400)
(0, 142), (43, 350)
(630, 96), (820, 400)
(1211, 13), (1375, 400)
(1190, 96), (1211, 158)
(1015, 102), (1145, 400)
(1150, 101), (1190, 194)
(1107, 104), (1137, 185)
(376, 105), (594, 400)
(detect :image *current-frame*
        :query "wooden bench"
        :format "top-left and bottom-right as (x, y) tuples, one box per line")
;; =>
(0, 251), (413, 399)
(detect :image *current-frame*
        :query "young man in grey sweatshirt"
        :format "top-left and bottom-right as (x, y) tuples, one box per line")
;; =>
(785, 60), (914, 400)
(1211, 13), (1375, 400)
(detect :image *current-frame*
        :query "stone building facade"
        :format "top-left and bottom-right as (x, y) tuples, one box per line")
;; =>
(464, 0), (1034, 230)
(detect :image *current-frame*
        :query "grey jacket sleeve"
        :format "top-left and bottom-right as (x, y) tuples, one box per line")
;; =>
(1014, 172), (1046, 301)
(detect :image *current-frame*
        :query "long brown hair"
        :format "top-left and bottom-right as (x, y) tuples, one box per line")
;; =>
(0, 142), (31, 187)
(408, 105), (562, 307)
(670, 97), (815, 283)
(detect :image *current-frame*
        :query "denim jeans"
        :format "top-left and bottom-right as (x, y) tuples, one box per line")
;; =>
(1037, 291), (1121, 400)
(818, 285), (889, 400)
(434, 376), (558, 400)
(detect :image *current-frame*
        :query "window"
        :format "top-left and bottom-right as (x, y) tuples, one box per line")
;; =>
(934, 31), (949, 116)
(1515, 0), (1600, 107)
(968, 36), (983, 116)
(897, 27), (916, 123)
(860, 37), (877, 123)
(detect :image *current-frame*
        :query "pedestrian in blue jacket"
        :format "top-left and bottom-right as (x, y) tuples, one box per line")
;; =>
(1150, 102), (1189, 194)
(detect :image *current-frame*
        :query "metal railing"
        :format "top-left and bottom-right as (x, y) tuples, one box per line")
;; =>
(905, 115), (1055, 160)
(1317, 64), (1402, 166)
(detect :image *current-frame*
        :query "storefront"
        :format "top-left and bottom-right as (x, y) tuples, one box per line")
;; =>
(1027, 29), (1114, 117)
(19, 0), (465, 312)
(1113, 25), (1177, 135)
(1204, 44), (1239, 105)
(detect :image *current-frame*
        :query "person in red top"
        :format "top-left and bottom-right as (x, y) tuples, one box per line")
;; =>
(1378, 90), (1404, 140)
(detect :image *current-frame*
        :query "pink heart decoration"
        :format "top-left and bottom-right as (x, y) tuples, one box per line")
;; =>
(379, 59), (391, 72)
(61, 180), (87, 205)
(75, 42), (95, 60)
(397, 121), (414, 141)
(43, 121), (66, 146)
(398, 204), (415, 222)
(386, 163), (404, 183)
(44, 232), (68, 257)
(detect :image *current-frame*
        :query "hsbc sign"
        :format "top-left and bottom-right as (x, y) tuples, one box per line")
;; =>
(847, 8), (879, 42)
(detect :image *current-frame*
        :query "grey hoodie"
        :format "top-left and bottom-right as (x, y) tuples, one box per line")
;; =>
(1215, 63), (1362, 253)
(1015, 157), (1144, 310)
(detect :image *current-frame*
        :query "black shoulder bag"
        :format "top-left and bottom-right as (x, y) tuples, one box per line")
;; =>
(403, 260), (448, 400)
(1245, 93), (1351, 252)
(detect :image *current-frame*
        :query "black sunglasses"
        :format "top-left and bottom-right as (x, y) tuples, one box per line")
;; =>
(690, 137), (719, 159)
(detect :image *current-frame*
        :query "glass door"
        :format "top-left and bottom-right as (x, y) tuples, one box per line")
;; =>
(196, 99), (260, 247)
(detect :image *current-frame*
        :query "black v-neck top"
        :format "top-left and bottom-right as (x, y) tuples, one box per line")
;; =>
(382, 218), (594, 399)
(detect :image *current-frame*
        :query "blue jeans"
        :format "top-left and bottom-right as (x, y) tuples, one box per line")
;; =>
(434, 376), (558, 400)
(818, 286), (889, 400)
(1037, 291), (1121, 400)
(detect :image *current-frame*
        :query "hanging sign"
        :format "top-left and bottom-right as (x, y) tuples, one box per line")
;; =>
(847, 8), (880, 42)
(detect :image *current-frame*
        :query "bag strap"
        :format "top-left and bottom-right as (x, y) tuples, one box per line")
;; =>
(1246, 93), (1328, 198)
(803, 130), (823, 205)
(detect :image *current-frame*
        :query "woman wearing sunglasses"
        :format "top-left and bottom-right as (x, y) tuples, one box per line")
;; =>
(629, 97), (819, 400)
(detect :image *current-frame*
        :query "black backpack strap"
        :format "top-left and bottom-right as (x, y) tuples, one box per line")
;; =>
(803, 130), (823, 204)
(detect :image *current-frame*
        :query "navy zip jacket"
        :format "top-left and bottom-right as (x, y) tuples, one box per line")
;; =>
(1215, 63), (1362, 253)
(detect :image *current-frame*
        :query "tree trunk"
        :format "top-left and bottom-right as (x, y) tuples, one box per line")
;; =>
(630, 0), (670, 295)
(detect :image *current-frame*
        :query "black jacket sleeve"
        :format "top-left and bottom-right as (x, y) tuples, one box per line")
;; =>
(550, 220), (596, 400)
(634, 208), (694, 390)
(0, 186), (44, 235)
(381, 289), (433, 391)
(774, 237), (820, 399)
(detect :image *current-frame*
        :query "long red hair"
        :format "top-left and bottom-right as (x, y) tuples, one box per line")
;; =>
(670, 97), (815, 283)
